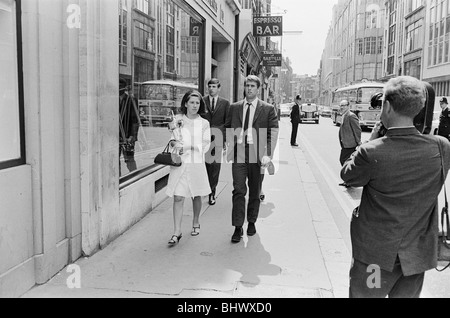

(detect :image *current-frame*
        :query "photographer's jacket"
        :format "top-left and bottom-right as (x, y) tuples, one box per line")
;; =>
(341, 128), (450, 275)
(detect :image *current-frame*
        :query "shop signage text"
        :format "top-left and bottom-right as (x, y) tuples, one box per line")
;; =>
(262, 51), (282, 67)
(190, 18), (202, 36)
(253, 16), (283, 37)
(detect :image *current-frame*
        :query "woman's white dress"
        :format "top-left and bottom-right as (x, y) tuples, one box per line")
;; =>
(166, 115), (211, 198)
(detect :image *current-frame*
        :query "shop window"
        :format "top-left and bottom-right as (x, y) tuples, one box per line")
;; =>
(119, 0), (203, 180)
(0, 0), (25, 170)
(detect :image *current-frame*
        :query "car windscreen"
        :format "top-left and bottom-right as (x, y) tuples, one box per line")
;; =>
(301, 105), (317, 112)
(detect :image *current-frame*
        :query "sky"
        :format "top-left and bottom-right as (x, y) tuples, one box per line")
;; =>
(270, 0), (338, 76)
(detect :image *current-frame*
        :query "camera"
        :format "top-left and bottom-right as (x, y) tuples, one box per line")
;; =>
(369, 81), (435, 137)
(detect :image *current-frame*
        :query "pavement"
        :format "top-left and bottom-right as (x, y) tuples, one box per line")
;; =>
(21, 119), (450, 298)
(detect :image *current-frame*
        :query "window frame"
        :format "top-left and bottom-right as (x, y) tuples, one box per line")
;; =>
(0, 0), (26, 171)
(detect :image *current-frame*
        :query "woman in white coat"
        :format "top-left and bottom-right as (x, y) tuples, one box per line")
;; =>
(166, 91), (211, 246)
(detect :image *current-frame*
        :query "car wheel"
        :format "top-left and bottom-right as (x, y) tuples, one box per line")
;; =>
(315, 120), (319, 124)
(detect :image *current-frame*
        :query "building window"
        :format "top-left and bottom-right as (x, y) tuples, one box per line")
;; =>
(387, 56), (395, 75)
(134, 57), (154, 83)
(203, 0), (218, 14)
(357, 38), (363, 55)
(0, 0), (25, 170)
(119, 0), (128, 64)
(134, 22), (154, 52)
(404, 58), (421, 79)
(119, 0), (203, 180)
(405, 20), (423, 52)
(135, 0), (150, 15)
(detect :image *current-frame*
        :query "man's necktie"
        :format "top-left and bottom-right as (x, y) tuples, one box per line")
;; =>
(243, 103), (251, 144)
(211, 98), (215, 113)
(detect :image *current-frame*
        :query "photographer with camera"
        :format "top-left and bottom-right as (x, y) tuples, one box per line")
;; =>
(341, 76), (450, 298)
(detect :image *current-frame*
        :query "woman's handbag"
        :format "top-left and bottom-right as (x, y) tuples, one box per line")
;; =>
(154, 140), (182, 167)
(437, 141), (450, 271)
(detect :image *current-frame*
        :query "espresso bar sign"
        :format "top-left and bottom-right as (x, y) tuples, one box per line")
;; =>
(253, 16), (283, 37)
(262, 51), (282, 67)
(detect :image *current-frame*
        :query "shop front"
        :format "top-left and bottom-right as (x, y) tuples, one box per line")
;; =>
(0, 0), (240, 297)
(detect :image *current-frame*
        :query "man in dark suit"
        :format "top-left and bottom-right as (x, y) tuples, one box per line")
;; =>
(225, 75), (279, 243)
(341, 76), (450, 298)
(338, 99), (361, 187)
(119, 78), (140, 176)
(438, 97), (450, 141)
(202, 79), (230, 205)
(290, 95), (301, 146)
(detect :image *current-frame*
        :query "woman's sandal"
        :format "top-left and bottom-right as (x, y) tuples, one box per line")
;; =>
(168, 234), (182, 245)
(191, 225), (200, 236)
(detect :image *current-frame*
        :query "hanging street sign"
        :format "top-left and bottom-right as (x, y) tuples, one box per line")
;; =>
(253, 16), (283, 37)
(190, 18), (202, 36)
(262, 51), (282, 67)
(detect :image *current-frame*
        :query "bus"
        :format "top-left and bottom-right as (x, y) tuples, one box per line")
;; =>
(137, 80), (198, 126)
(331, 81), (385, 129)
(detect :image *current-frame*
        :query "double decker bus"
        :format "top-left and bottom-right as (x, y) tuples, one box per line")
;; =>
(331, 81), (385, 130)
(137, 80), (198, 126)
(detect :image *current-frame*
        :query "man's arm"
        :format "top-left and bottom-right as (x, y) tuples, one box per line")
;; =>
(340, 146), (371, 187)
(265, 105), (279, 160)
(350, 113), (362, 145)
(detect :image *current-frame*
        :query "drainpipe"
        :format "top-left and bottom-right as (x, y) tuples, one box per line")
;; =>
(234, 14), (240, 102)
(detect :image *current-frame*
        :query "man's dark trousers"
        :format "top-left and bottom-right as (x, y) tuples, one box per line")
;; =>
(291, 122), (299, 145)
(232, 143), (261, 227)
(349, 258), (424, 298)
(206, 145), (222, 197)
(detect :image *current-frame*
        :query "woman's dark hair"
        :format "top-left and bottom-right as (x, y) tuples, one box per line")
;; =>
(180, 90), (206, 115)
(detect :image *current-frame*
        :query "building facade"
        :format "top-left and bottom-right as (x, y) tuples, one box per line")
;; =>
(422, 0), (450, 98)
(0, 0), (240, 298)
(319, 0), (385, 106)
(381, 0), (426, 81)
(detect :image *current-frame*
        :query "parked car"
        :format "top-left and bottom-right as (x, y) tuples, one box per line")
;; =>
(280, 103), (293, 117)
(318, 105), (332, 117)
(300, 103), (320, 124)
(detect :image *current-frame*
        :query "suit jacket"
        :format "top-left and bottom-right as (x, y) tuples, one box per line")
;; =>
(119, 92), (139, 142)
(339, 110), (361, 148)
(290, 103), (300, 124)
(341, 128), (450, 275)
(225, 99), (279, 164)
(201, 96), (230, 149)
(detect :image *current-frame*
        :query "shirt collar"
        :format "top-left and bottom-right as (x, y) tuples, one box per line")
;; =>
(385, 126), (420, 137)
(245, 98), (258, 108)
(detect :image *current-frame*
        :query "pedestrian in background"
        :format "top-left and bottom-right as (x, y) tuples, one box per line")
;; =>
(119, 78), (140, 176)
(225, 75), (279, 243)
(438, 97), (450, 141)
(290, 95), (301, 147)
(341, 76), (450, 298)
(338, 99), (361, 187)
(201, 79), (230, 206)
(166, 91), (211, 246)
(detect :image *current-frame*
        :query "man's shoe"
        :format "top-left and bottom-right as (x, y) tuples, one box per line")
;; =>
(209, 194), (216, 205)
(247, 222), (257, 236)
(291, 143), (299, 147)
(231, 227), (243, 243)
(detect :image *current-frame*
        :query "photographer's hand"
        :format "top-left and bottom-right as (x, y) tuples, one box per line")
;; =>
(370, 122), (383, 141)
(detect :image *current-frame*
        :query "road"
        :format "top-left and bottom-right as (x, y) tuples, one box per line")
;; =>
(292, 116), (450, 298)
